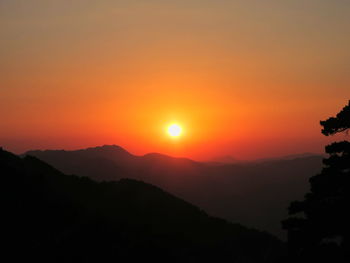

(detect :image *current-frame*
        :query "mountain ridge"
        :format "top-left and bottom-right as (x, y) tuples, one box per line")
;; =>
(25, 144), (323, 163)
(24, 144), (324, 239)
(1, 147), (284, 262)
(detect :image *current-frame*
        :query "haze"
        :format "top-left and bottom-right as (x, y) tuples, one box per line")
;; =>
(1, 0), (349, 160)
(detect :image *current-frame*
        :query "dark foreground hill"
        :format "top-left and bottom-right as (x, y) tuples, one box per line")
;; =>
(1, 148), (284, 263)
(26, 145), (323, 238)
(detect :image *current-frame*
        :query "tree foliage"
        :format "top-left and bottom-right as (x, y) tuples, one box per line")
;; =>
(282, 100), (350, 262)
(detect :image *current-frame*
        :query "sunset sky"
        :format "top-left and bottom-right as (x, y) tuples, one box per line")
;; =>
(1, 0), (349, 160)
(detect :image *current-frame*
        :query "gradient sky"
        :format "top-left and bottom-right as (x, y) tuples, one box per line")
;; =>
(1, 0), (349, 160)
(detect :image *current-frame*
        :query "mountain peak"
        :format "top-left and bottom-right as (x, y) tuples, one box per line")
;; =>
(67, 145), (136, 161)
(25, 144), (133, 157)
(84, 144), (130, 153)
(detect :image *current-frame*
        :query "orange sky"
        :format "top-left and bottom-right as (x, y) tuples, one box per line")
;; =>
(1, 1), (349, 160)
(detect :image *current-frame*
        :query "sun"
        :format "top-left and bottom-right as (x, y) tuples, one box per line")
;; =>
(167, 124), (182, 137)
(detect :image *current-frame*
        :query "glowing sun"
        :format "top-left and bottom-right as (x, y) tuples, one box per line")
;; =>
(167, 124), (182, 137)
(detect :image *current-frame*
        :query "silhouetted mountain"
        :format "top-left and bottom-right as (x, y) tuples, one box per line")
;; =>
(1, 148), (284, 262)
(209, 153), (322, 165)
(250, 152), (325, 163)
(26, 145), (323, 239)
(209, 155), (241, 164)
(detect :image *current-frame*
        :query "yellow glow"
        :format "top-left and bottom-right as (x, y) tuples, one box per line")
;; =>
(167, 124), (182, 137)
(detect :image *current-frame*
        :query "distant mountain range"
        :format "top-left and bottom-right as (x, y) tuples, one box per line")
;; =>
(1, 147), (284, 262)
(210, 152), (324, 164)
(25, 145), (324, 239)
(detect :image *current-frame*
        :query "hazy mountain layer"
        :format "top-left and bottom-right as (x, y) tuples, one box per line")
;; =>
(1, 148), (284, 262)
(26, 145), (323, 239)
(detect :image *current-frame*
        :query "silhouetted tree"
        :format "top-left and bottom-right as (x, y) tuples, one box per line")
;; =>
(282, 101), (350, 262)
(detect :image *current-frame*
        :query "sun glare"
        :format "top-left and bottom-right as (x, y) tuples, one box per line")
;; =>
(167, 124), (182, 137)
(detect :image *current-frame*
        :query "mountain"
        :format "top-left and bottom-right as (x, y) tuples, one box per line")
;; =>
(25, 145), (324, 239)
(1, 148), (284, 262)
(209, 155), (241, 164)
(250, 152), (325, 163)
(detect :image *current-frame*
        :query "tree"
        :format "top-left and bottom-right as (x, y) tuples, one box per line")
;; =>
(282, 101), (350, 262)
